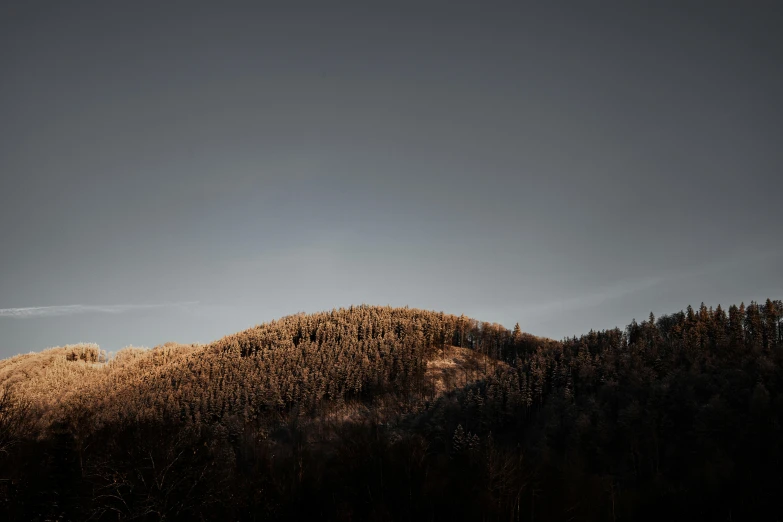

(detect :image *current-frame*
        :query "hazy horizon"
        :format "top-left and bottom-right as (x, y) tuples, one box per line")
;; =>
(2, 2), (782, 357)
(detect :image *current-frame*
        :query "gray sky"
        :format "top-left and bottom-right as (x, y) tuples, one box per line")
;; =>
(1, 1), (781, 357)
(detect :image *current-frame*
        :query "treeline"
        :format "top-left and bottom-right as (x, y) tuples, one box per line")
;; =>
(406, 299), (783, 520)
(1, 301), (781, 520)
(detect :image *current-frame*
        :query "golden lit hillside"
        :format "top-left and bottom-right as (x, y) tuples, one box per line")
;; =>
(0, 306), (544, 433)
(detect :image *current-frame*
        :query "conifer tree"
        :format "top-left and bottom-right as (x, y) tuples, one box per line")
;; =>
(452, 424), (466, 454)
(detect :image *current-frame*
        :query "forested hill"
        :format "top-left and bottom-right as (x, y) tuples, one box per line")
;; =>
(0, 306), (549, 431)
(1, 301), (782, 521)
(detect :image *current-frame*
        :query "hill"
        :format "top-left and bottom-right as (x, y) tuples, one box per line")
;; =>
(1, 301), (782, 521)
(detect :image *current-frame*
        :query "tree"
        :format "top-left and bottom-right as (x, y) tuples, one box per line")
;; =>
(452, 424), (466, 454)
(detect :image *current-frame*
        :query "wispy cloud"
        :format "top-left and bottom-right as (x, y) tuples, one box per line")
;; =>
(516, 276), (667, 320)
(514, 250), (783, 322)
(0, 302), (199, 319)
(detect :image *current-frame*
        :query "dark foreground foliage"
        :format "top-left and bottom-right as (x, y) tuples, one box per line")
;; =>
(1, 301), (782, 521)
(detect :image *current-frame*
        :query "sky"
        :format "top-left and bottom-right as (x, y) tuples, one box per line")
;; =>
(1, 1), (782, 358)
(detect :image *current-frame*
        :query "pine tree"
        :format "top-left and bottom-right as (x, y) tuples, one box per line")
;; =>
(728, 304), (744, 351)
(763, 299), (780, 351)
(745, 301), (763, 353)
(452, 424), (466, 454)
(512, 323), (522, 344)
